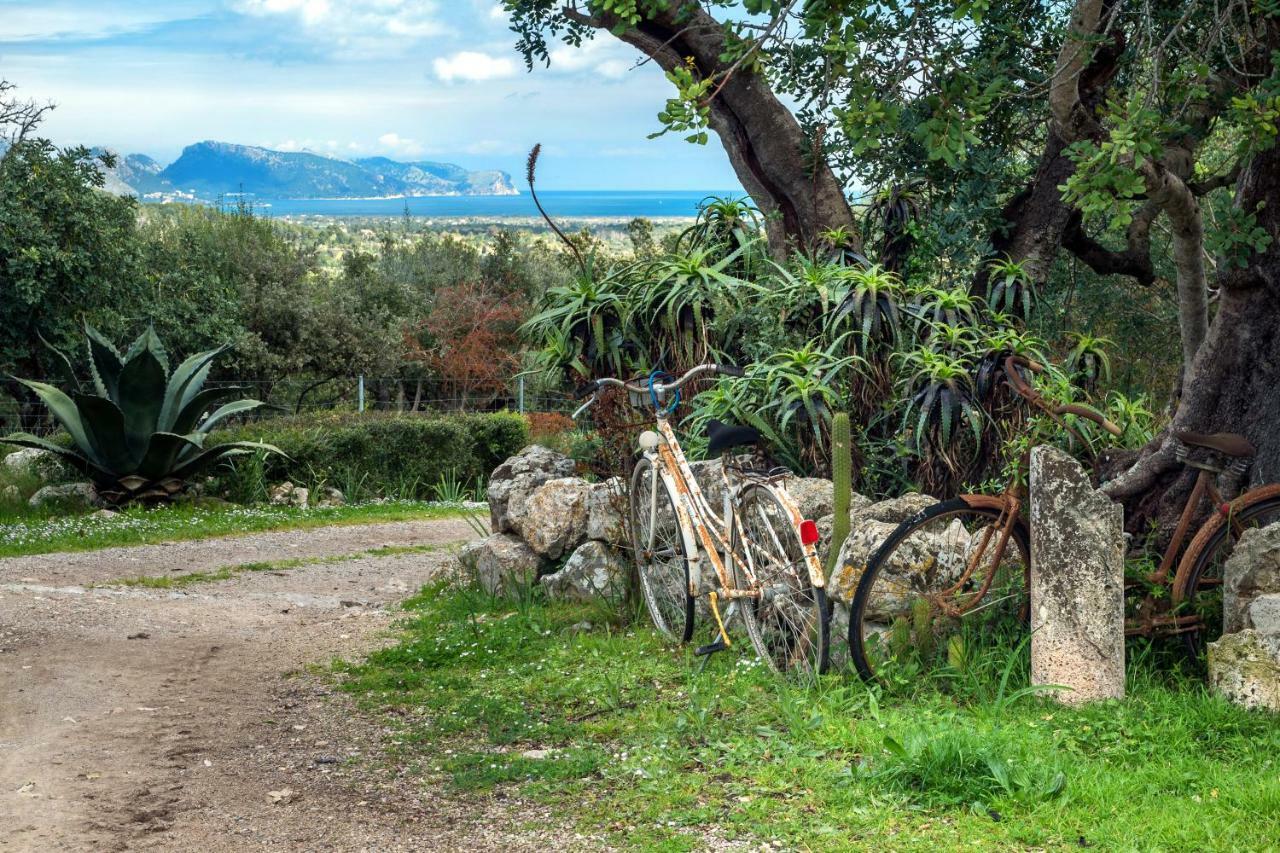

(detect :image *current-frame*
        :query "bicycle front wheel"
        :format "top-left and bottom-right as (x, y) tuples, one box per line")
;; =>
(849, 497), (1029, 682)
(734, 484), (829, 675)
(629, 457), (694, 643)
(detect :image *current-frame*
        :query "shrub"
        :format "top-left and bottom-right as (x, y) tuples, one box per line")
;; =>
(208, 410), (529, 502)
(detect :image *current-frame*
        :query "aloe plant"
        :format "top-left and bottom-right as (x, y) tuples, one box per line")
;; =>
(4, 325), (279, 503)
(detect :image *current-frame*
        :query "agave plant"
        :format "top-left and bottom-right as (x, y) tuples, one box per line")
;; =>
(985, 256), (1036, 320)
(899, 349), (984, 450)
(521, 266), (632, 376)
(1064, 332), (1114, 391)
(828, 264), (903, 354)
(5, 326), (279, 503)
(908, 286), (981, 335)
(677, 195), (761, 253)
(863, 181), (922, 273)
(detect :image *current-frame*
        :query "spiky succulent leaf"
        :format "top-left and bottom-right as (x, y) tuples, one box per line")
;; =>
(169, 441), (284, 480)
(72, 393), (137, 473)
(38, 333), (82, 393)
(195, 399), (266, 435)
(11, 378), (95, 458)
(159, 345), (226, 431)
(116, 344), (168, 438)
(136, 432), (206, 482)
(123, 325), (169, 374)
(171, 385), (245, 435)
(85, 324), (124, 400)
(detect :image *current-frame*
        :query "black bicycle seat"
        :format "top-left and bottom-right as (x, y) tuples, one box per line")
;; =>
(705, 419), (760, 455)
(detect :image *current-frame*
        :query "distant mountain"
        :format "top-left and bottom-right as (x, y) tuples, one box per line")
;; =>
(96, 141), (517, 200)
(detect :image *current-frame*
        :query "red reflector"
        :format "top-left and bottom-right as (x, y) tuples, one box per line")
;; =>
(799, 519), (820, 546)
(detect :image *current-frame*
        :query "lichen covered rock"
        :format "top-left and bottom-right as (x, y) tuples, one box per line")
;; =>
(1223, 523), (1280, 633)
(486, 445), (575, 534)
(542, 540), (628, 602)
(458, 533), (547, 596)
(1209, 629), (1280, 711)
(520, 477), (591, 559)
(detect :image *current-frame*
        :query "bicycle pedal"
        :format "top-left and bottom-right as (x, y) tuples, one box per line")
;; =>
(694, 639), (729, 657)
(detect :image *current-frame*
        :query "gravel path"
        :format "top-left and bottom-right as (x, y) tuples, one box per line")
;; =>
(0, 518), (598, 852)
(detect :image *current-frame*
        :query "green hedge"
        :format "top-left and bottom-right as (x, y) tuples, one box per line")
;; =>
(208, 410), (528, 501)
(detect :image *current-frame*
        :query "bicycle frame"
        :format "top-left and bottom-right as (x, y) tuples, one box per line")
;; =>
(641, 415), (826, 601)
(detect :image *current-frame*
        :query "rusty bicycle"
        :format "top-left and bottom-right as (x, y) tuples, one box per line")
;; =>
(846, 355), (1280, 681)
(573, 363), (830, 674)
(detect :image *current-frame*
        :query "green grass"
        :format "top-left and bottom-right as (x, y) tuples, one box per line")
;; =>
(336, 584), (1280, 850)
(109, 543), (453, 589)
(0, 500), (472, 559)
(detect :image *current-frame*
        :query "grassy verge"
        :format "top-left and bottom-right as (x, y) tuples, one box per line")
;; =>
(109, 543), (453, 589)
(335, 584), (1280, 850)
(0, 501), (474, 559)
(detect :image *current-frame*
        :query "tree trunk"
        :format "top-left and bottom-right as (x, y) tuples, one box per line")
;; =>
(1102, 143), (1280, 529)
(564, 2), (856, 257)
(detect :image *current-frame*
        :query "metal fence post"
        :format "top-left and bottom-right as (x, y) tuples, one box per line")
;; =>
(517, 375), (525, 414)
(357, 374), (365, 413)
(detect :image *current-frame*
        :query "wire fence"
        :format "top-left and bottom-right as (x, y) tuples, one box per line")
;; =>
(0, 375), (577, 436)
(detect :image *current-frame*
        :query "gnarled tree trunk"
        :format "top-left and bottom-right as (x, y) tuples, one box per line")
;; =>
(1102, 143), (1280, 529)
(564, 2), (856, 257)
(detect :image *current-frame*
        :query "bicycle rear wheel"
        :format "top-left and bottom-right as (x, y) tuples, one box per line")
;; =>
(1177, 492), (1280, 659)
(849, 497), (1030, 682)
(629, 457), (694, 643)
(734, 484), (829, 675)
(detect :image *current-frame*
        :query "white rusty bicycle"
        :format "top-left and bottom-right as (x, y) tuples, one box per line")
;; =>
(574, 363), (830, 674)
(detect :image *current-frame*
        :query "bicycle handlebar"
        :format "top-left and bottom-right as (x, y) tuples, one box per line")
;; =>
(1003, 355), (1123, 437)
(583, 363), (748, 398)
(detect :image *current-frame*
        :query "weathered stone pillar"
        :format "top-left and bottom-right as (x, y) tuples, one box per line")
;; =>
(1029, 445), (1125, 704)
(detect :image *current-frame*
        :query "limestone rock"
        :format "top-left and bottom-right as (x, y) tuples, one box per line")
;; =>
(1223, 523), (1280, 633)
(458, 534), (546, 596)
(815, 493), (874, 566)
(268, 482), (310, 508)
(27, 482), (100, 511)
(3, 447), (64, 480)
(852, 492), (938, 525)
(688, 459), (727, 512)
(787, 477), (834, 521)
(1029, 445), (1125, 705)
(828, 518), (969, 615)
(316, 486), (345, 508)
(486, 445), (575, 534)
(586, 477), (626, 544)
(1247, 593), (1280, 635)
(520, 477), (591, 559)
(1208, 629), (1280, 711)
(541, 541), (628, 602)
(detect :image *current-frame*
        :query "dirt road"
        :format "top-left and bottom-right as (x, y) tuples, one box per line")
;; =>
(0, 519), (586, 851)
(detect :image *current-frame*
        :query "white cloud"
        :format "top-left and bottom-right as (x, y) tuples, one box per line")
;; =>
(378, 132), (424, 156)
(433, 51), (516, 82)
(233, 0), (448, 54)
(549, 38), (634, 80)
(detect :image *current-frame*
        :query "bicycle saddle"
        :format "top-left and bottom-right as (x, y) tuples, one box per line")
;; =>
(705, 419), (760, 455)
(1174, 429), (1256, 458)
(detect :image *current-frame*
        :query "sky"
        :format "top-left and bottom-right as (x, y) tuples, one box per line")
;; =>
(0, 0), (743, 190)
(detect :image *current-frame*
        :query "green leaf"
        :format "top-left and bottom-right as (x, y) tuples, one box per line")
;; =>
(73, 393), (137, 473)
(85, 324), (124, 400)
(171, 385), (243, 435)
(115, 344), (168, 439)
(123, 324), (169, 374)
(136, 432), (204, 481)
(38, 332), (81, 393)
(11, 378), (95, 458)
(158, 345), (227, 432)
(194, 398), (265, 435)
(169, 441), (284, 480)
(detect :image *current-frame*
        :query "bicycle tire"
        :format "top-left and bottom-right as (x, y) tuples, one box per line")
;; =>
(848, 496), (1030, 683)
(629, 457), (694, 643)
(733, 483), (830, 675)
(1175, 489), (1280, 659)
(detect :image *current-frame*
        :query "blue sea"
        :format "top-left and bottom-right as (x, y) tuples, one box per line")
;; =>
(185, 190), (739, 219)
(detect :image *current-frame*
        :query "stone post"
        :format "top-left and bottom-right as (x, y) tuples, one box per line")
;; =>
(1029, 445), (1125, 704)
